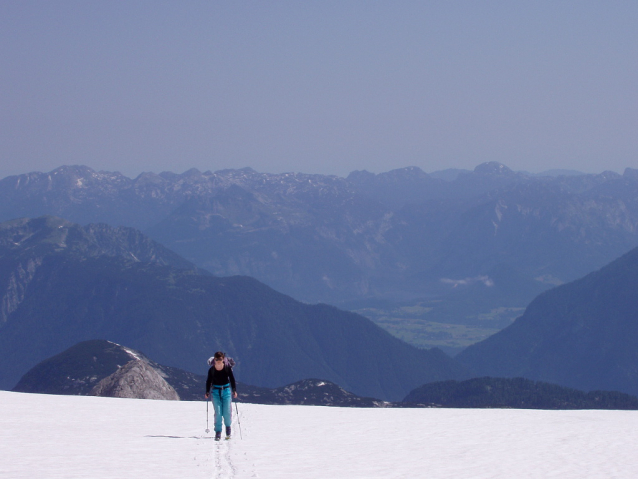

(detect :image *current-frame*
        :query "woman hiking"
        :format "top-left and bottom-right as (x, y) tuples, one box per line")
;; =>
(205, 351), (237, 441)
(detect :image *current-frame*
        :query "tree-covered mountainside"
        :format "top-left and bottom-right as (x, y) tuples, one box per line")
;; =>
(456, 247), (638, 396)
(403, 377), (638, 409)
(0, 219), (467, 400)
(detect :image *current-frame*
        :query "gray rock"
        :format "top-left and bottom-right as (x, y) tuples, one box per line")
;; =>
(90, 359), (179, 400)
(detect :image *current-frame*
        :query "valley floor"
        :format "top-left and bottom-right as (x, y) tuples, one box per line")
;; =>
(1, 390), (637, 478)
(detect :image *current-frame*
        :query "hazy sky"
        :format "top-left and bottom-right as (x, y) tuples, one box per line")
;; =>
(1, 1), (636, 179)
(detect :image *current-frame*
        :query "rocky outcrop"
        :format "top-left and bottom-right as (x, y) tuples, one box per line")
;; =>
(90, 359), (180, 400)
(12, 339), (205, 399)
(0, 257), (42, 325)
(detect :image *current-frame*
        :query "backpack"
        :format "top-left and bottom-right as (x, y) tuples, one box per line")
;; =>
(207, 355), (235, 369)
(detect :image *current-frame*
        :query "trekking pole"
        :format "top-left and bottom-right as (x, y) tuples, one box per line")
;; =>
(235, 400), (243, 440)
(205, 396), (210, 434)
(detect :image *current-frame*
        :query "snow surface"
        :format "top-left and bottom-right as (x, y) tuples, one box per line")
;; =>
(2, 390), (638, 478)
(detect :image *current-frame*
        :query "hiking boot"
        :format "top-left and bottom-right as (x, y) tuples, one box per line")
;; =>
(225, 426), (231, 439)
(215, 431), (221, 441)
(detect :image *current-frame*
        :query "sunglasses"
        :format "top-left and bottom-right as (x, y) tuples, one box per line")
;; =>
(214, 357), (224, 362)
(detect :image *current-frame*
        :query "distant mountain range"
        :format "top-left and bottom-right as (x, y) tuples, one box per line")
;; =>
(0, 217), (466, 400)
(2, 163), (638, 353)
(4, 165), (638, 401)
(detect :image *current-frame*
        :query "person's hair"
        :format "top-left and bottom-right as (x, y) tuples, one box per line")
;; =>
(214, 351), (225, 360)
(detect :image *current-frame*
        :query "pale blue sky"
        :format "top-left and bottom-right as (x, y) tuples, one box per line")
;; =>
(1, 1), (636, 178)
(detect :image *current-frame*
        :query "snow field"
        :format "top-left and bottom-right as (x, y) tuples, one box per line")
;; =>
(1, 390), (638, 478)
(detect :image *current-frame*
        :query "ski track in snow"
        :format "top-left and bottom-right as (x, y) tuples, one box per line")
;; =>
(214, 438), (237, 478)
(2, 390), (638, 478)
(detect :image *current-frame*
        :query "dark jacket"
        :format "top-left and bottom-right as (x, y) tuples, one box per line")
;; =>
(206, 364), (236, 394)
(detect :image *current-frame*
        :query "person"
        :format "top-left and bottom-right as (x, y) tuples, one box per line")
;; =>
(205, 351), (237, 440)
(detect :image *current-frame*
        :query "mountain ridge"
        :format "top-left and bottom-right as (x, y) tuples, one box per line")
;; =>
(3, 163), (637, 305)
(404, 377), (638, 410)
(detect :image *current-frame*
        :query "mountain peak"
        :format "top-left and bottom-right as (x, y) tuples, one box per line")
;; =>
(180, 168), (202, 177)
(12, 339), (142, 395)
(473, 162), (513, 175)
(623, 168), (638, 180)
(50, 165), (97, 176)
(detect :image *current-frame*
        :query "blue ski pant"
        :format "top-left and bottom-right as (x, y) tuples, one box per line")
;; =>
(212, 384), (232, 432)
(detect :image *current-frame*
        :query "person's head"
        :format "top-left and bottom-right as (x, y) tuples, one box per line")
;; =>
(212, 351), (225, 369)
(207, 351), (226, 366)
